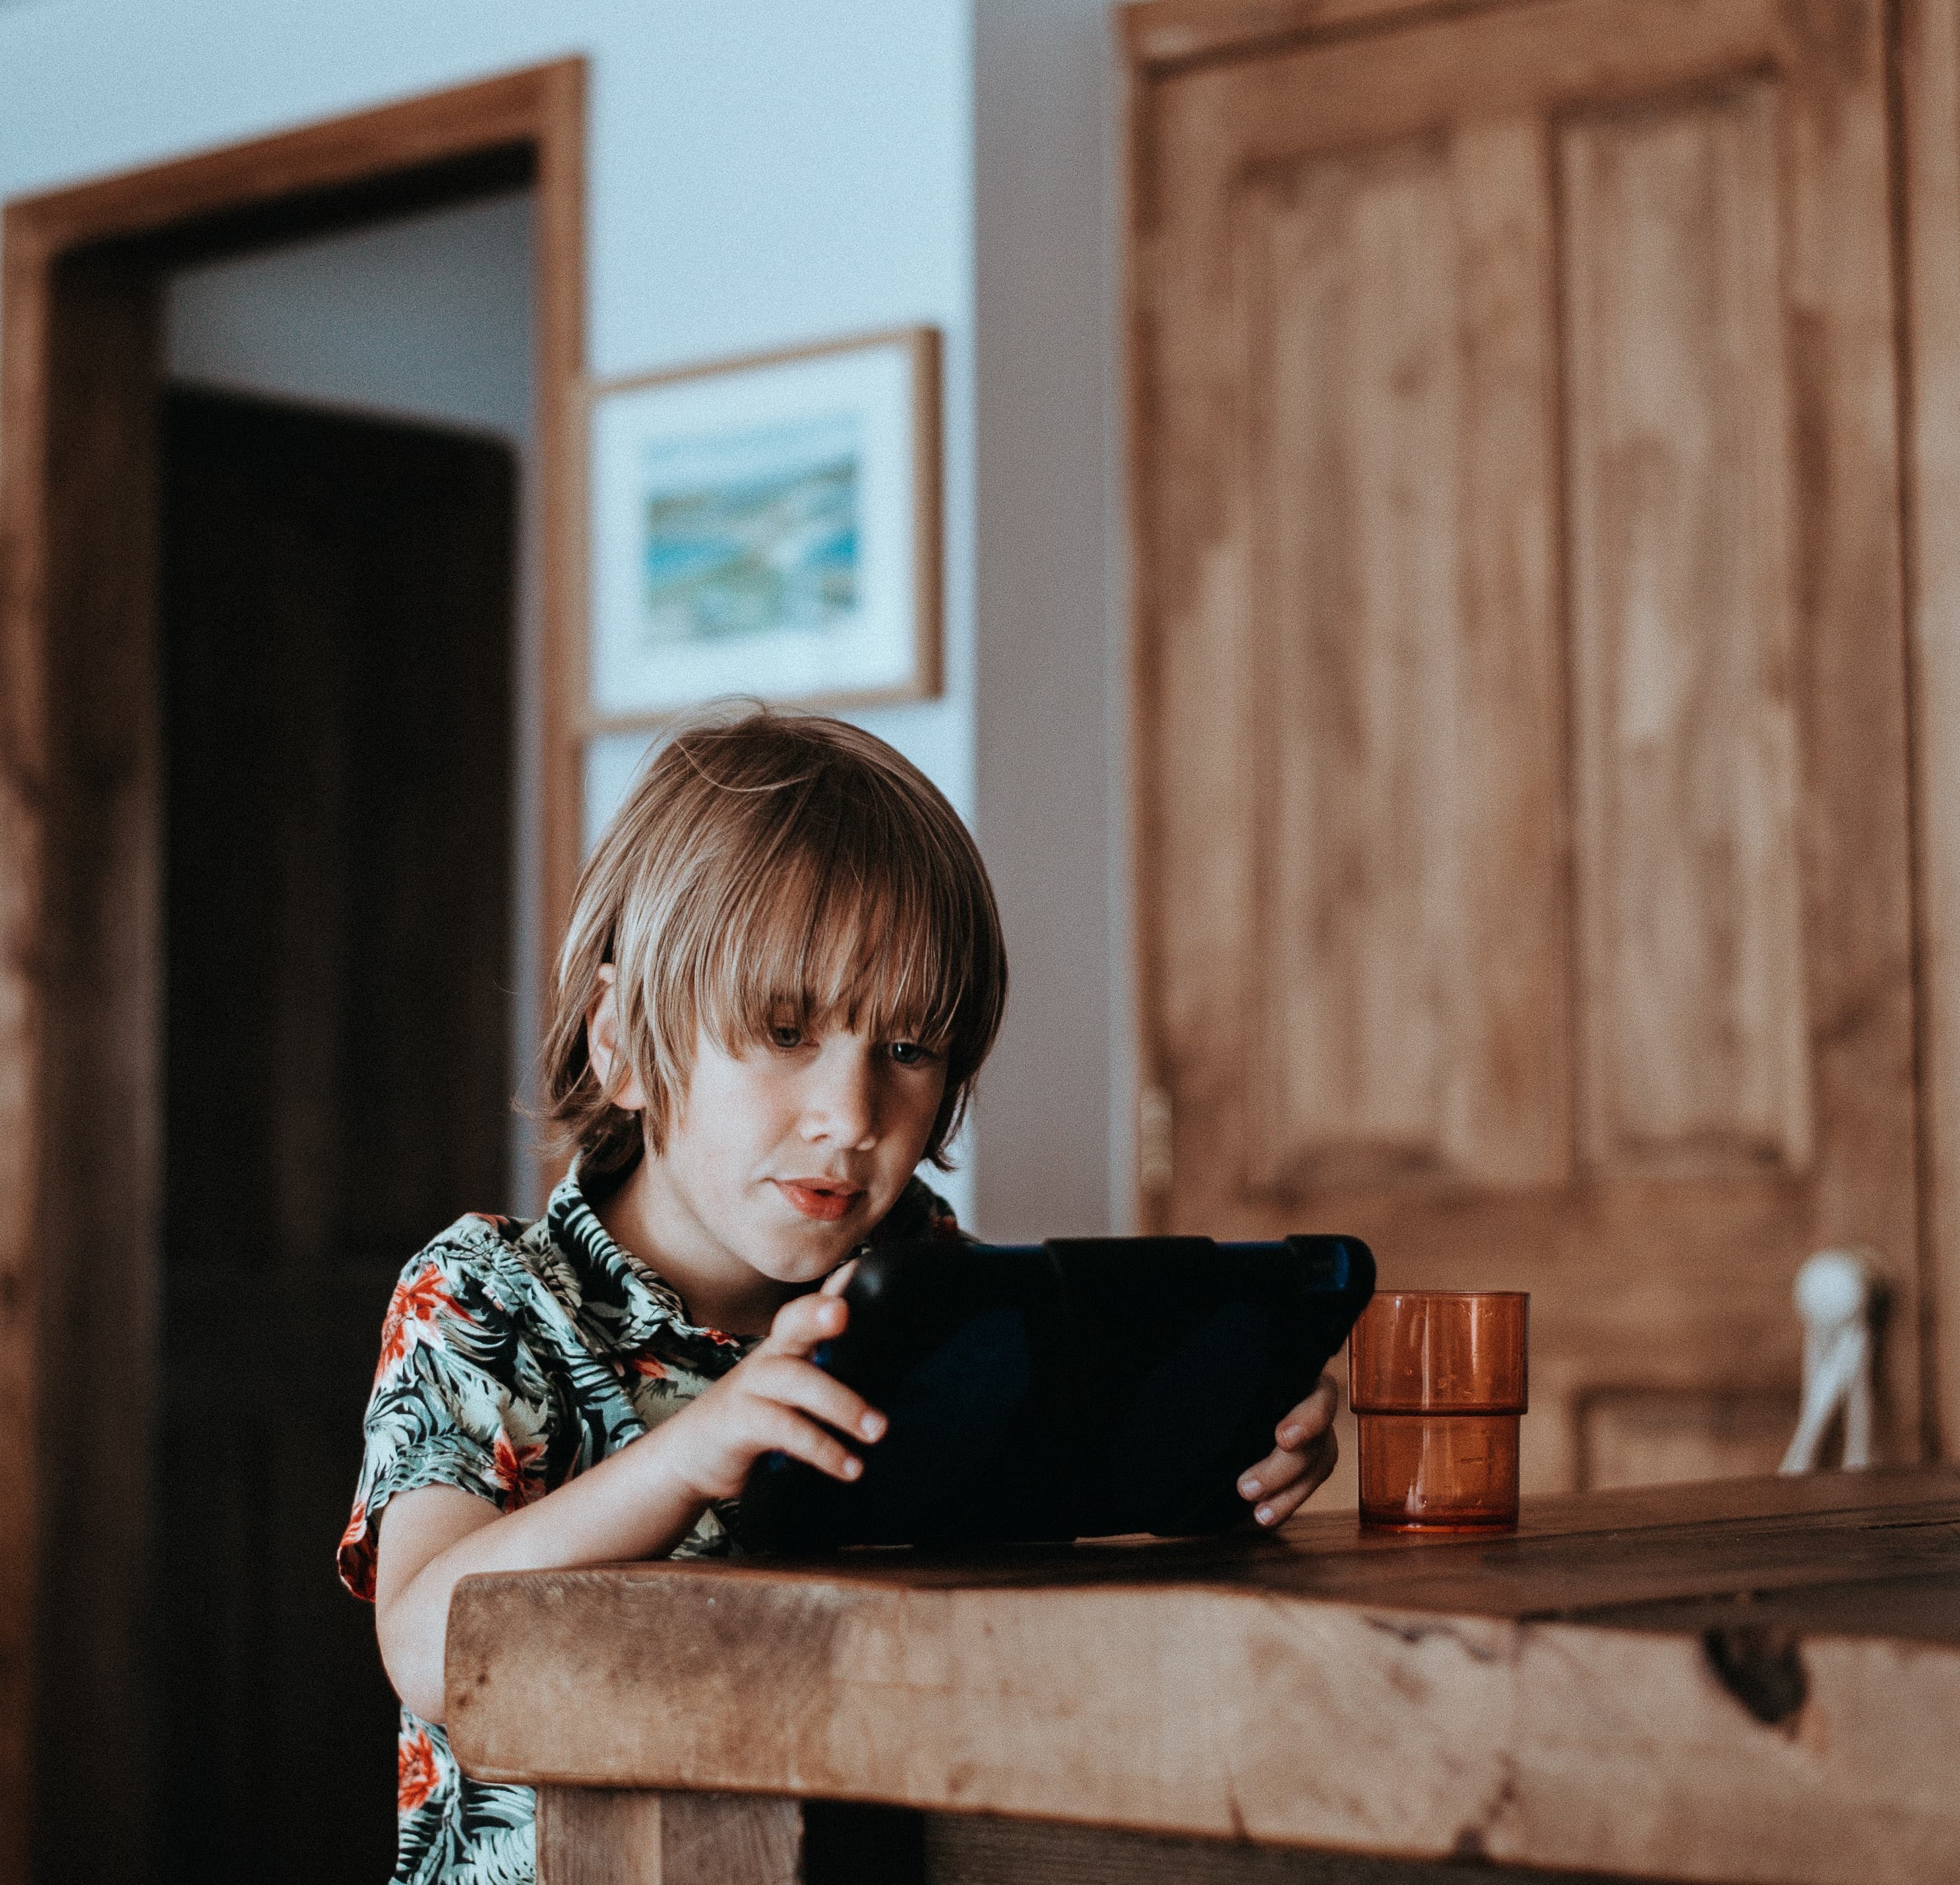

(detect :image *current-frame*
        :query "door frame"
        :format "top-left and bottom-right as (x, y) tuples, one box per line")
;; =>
(1902, 0), (1960, 1467)
(1119, 0), (1960, 1462)
(0, 60), (584, 1880)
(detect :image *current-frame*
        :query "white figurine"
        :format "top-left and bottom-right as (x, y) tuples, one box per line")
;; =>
(1779, 1247), (1879, 1474)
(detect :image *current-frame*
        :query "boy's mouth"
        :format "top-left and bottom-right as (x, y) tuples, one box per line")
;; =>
(774, 1179), (866, 1223)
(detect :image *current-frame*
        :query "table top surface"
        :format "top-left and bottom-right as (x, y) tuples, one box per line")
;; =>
(447, 1468), (1960, 1884)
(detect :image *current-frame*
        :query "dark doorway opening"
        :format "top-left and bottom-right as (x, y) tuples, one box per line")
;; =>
(154, 388), (516, 1882)
(0, 62), (584, 1885)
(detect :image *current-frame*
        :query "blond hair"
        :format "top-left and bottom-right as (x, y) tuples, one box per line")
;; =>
(542, 706), (1007, 1177)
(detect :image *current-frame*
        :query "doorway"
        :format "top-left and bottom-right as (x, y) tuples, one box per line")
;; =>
(0, 63), (584, 1885)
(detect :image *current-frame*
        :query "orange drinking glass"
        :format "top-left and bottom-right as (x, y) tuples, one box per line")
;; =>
(1349, 1291), (1528, 1530)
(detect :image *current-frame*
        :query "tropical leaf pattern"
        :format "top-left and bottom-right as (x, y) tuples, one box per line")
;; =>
(341, 1165), (959, 1885)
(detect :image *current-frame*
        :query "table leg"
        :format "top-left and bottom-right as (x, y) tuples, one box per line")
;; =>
(534, 1787), (805, 1885)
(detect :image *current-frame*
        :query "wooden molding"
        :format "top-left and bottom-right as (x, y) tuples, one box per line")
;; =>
(0, 213), (53, 1885)
(1120, 0), (1521, 71)
(4, 65), (557, 255)
(0, 58), (585, 1884)
(1901, 0), (1960, 1462)
(528, 62), (589, 1078)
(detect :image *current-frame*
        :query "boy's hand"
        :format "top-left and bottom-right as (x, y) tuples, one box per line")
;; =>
(651, 1270), (884, 1505)
(1237, 1369), (1339, 1528)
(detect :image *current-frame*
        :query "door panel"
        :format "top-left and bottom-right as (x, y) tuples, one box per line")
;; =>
(157, 389), (516, 1882)
(1238, 115), (1572, 1197)
(1562, 81), (1812, 1174)
(1579, 1387), (1792, 1490)
(1130, 0), (1916, 1491)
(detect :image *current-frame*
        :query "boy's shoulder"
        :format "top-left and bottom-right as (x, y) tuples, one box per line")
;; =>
(407, 1207), (547, 1269)
(384, 1206), (571, 1332)
(423, 1208), (536, 1258)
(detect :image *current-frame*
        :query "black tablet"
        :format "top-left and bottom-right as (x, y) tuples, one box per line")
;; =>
(731, 1233), (1374, 1552)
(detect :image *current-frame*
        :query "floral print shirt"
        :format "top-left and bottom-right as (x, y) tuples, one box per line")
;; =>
(339, 1163), (960, 1885)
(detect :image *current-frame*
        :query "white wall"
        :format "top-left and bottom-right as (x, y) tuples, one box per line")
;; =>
(1, 0), (1129, 1239)
(166, 191), (534, 437)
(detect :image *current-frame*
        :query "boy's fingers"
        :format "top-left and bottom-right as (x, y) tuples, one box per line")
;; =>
(1273, 1370), (1340, 1451)
(1239, 1426), (1339, 1508)
(762, 1291), (849, 1355)
(1239, 1371), (1340, 1499)
(1249, 1448), (1333, 1528)
(743, 1353), (887, 1446)
(1237, 1443), (1298, 1500)
(746, 1402), (867, 1483)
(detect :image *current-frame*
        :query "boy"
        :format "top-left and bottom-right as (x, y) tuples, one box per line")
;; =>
(340, 708), (1338, 1885)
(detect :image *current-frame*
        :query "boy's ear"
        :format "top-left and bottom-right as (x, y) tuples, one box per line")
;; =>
(586, 965), (649, 1112)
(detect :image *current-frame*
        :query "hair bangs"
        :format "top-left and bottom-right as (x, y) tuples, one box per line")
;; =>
(693, 809), (967, 1057)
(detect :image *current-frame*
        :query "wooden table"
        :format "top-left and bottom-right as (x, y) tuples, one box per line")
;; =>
(446, 1468), (1960, 1885)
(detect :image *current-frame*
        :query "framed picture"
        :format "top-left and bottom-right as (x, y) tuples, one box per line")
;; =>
(584, 325), (941, 724)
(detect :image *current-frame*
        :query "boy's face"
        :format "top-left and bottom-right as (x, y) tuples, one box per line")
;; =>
(642, 1020), (948, 1299)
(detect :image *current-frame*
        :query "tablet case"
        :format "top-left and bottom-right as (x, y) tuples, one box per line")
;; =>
(731, 1233), (1374, 1551)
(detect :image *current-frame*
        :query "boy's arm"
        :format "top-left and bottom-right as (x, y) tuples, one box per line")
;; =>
(374, 1285), (884, 1723)
(373, 1433), (709, 1723)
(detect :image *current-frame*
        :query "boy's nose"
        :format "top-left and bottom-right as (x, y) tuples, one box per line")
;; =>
(802, 1044), (877, 1146)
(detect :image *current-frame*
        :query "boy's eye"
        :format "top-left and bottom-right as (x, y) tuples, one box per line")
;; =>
(768, 1024), (804, 1050)
(887, 1040), (936, 1067)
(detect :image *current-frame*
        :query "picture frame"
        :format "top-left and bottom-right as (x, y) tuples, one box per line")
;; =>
(582, 325), (942, 726)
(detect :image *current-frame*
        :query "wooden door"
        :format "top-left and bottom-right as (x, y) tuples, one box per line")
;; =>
(152, 390), (515, 1882)
(1126, 0), (1918, 1492)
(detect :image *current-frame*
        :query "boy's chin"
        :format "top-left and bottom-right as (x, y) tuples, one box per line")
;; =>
(749, 1220), (864, 1284)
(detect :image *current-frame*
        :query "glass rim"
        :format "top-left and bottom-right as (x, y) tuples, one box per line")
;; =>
(1364, 1289), (1529, 1304)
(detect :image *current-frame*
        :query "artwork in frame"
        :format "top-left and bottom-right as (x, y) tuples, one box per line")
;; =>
(586, 326), (941, 723)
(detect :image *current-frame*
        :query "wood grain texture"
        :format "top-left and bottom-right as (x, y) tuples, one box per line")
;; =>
(1127, 0), (1918, 1495)
(1243, 137), (1467, 1185)
(1238, 115), (1568, 1194)
(1561, 80), (1811, 1173)
(450, 1471), (1960, 1885)
(1899, 0), (1960, 1463)
(536, 1789), (804, 1885)
(0, 59), (585, 1885)
(538, 1790), (671, 1885)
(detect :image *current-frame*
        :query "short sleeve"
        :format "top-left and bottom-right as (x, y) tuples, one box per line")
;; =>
(338, 1242), (551, 1601)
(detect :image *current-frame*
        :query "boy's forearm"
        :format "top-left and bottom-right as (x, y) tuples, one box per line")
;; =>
(380, 1426), (712, 1723)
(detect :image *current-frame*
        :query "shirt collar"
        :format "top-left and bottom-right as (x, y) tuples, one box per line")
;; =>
(543, 1162), (747, 1358)
(541, 1161), (962, 1354)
